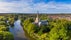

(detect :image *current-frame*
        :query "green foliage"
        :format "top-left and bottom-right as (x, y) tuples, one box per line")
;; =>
(40, 14), (48, 20)
(0, 26), (7, 31)
(0, 31), (14, 40)
(22, 15), (71, 40)
(49, 19), (70, 40)
(0, 15), (14, 40)
(27, 23), (36, 33)
(23, 18), (34, 29)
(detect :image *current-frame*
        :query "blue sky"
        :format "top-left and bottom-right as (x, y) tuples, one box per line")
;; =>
(0, 0), (71, 13)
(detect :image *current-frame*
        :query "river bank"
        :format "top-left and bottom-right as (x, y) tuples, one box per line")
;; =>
(9, 20), (28, 40)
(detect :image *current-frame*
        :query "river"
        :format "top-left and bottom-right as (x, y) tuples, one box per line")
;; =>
(9, 20), (28, 40)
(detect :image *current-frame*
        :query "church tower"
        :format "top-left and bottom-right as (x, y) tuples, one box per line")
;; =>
(35, 11), (39, 24)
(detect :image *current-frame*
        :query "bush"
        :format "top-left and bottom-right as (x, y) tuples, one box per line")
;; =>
(0, 31), (14, 40)
(0, 25), (9, 31)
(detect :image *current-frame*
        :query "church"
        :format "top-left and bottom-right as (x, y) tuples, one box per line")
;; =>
(34, 13), (48, 26)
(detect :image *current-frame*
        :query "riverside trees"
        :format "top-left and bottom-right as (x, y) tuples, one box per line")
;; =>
(0, 16), (14, 40)
(23, 17), (71, 40)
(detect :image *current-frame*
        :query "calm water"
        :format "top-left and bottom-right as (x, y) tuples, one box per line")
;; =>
(9, 20), (28, 40)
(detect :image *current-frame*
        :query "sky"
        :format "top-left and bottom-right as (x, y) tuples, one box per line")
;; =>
(0, 0), (71, 13)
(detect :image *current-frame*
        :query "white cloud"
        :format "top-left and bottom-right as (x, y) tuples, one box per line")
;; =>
(0, 0), (71, 13)
(33, 2), (71, 13)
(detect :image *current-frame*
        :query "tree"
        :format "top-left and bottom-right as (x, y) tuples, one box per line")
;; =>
(49, 19), (70, 40)
(40, 14), (48, 20)
(0, 31), (14, 40)
(49, 24), (59, 40)
(27, 23), (36, 33)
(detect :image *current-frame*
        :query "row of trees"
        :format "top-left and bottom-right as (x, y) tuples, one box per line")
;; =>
(22, 15), (71, 40)
(0, 15), (14, 40)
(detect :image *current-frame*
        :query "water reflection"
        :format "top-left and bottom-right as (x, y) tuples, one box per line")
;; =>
(9, 20), (27, 40)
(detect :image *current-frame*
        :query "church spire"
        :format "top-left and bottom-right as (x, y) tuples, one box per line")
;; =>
(37, 11), (39, 20)
(35, 11), (39, 24)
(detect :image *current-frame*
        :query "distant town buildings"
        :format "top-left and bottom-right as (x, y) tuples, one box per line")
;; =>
(48, 14), (71, 21)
